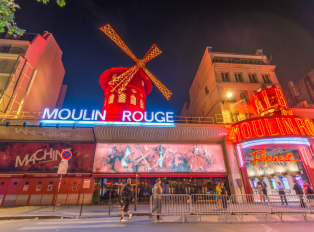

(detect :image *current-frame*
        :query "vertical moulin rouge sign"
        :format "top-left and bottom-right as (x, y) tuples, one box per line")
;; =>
(0, 143), (95, 173)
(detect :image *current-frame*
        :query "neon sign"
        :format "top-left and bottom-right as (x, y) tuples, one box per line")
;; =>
(42, 108), (174, 123)
(230, 115), (314, 142)
(250, 149), (298, 166)
(254, 86), (293, 116)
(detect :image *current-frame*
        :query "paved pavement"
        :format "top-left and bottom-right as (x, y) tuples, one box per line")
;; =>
(0, 204), (149, 219)
(1, 215), (314, 232)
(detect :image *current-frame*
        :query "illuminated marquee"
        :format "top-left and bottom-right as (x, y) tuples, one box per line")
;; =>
(254, 86), (293, 116)
(230, 115), (314, 142)
(42, 108), (174, 123)
(250, 149), (298, 166)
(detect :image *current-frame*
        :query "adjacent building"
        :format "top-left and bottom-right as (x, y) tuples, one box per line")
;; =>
(180, 47), (279, 123)
(0, 32), (66, 119)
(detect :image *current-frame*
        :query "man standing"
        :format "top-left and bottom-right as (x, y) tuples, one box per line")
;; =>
(152, 178), (162, 222)
(293, 180), (305, 208)
(120, 178), (134, 222)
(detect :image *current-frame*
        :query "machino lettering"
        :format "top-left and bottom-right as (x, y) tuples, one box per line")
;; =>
(15, 148), (72, 167)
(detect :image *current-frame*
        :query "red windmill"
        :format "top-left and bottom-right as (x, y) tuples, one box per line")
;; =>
(99, 25), (172, 121)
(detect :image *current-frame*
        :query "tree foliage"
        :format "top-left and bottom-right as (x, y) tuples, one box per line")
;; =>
(0, 0), (66, 36)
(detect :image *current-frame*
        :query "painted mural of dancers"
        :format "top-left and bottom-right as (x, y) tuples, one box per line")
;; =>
(121, 145), (135, 172)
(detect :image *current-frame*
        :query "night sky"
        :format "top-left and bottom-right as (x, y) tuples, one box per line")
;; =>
(15, 0), (314, 114)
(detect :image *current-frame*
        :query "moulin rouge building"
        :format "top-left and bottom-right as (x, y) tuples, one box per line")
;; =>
(1, 28), (314, 206)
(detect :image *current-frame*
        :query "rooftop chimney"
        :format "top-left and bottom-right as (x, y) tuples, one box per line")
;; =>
(255, 49), (263, 55)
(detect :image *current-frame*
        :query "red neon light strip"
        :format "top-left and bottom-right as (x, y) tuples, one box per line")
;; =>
(302, 148), (313, 169)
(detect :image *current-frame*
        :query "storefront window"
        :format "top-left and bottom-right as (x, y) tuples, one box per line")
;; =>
(268, 178), (277, 189)
(251, 179), (257, 189)
(279, 176), (290, 189)
(294, 175), (304, 189)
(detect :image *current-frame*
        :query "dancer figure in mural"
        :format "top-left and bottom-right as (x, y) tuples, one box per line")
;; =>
(149, 145), (169, 171)
(188, 145), (199, 172)
(121, 145), (135, 172)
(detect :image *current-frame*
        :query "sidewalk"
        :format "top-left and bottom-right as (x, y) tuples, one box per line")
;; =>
(0, 204), (150, 220)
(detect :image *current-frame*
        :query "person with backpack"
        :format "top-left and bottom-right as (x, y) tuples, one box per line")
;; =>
(120, 178), (134, 222)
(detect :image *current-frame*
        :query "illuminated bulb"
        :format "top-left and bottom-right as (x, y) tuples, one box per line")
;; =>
(227, 93), (232, 98)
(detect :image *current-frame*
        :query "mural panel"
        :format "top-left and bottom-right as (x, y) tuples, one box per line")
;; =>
(93, 143), (226, 173)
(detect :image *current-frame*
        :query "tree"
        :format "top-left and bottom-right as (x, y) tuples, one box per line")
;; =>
(0, 0), (66, 36)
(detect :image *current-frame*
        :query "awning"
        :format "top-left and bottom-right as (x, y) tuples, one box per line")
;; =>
(94, 124), (228, 143)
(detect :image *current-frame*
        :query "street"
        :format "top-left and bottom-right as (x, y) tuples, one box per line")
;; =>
(1, 214), (314, 232)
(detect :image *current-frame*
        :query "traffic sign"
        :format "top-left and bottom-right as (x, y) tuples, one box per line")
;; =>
(61, 150), (72, 160)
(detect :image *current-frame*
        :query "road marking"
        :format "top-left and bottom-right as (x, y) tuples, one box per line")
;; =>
(19, 224), (125, 230)
(36, 220), (120, 224)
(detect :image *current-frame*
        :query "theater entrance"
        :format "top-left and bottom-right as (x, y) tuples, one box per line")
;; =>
(92, 176), (228, 204)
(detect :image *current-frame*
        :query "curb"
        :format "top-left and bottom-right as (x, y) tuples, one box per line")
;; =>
(0, 213), (151, 220)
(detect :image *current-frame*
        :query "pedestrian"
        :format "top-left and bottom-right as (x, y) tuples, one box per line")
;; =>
(120, 178), (134, 222)
(257, 181), (265, 204)
(304, 180), (314, 207)
(119, 181), (124, 210)
(261, 180), (267, 196)
(220, 182), (228, 210)
(277, 182), (288, 205)
(293, 179), (305, 208)
(152, 178), (163, 222)
(216, 182), (222, 208)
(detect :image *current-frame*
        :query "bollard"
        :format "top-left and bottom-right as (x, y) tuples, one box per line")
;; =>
(79, 193), (85, 216)
(109, 191), (111, 216)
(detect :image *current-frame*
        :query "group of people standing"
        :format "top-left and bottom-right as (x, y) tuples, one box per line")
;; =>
(256, 179), (314, 207)
(215, 182), (228, 209)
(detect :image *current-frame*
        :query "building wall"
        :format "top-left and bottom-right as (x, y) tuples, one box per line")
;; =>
(0, 32), (65, 114)
(22, 33), (65, 112)
(181, 48), (280, 123)
(289, 70), (314, 106)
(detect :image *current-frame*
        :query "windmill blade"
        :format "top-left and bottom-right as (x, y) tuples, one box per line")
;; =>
(100, 24), (138, 62)
(109, 65), (140, 93)
(142, 44), (162, 64)
(143, 67), (172, 100)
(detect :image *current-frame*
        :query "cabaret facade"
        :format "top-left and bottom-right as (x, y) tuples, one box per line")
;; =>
(230, 85), (314, 196)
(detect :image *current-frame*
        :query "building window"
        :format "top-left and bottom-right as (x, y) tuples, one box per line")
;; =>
(294, 175), (304, 189)
(221, 72), (230, 82)
(140, 99), (144, 109)
(248, 74), (258, 83)
(235, 73), (244, 82)
(140, 93), (143, 98)
(118, 93), (126, 103)
(131, 89), (137, 93)
(279, 176), (290, 189)
(142, 81), (144, 87)
(251, 179), (257, 189)
(262, 74), (272, 84)
(240, 90), (250, 103)
(108, 94), (114, 104)
(269, 178), (277, 189)
(131, 95), (136, 105)
(0, 60), (8, 72)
